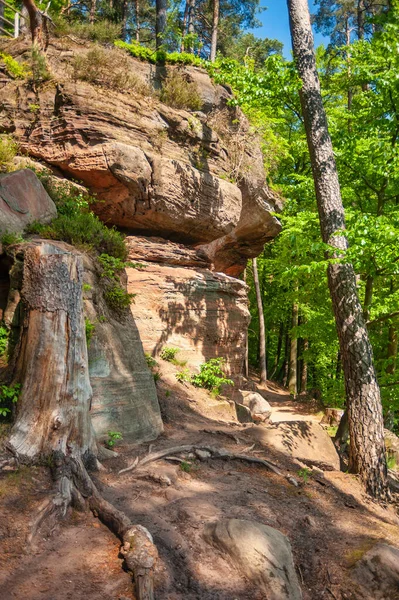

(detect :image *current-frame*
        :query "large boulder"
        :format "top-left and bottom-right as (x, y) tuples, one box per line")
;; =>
(0, 169), (57, 235)
(204, 519), (302, 600)
(234, 390), (272, 422)
(351, 543), (399, 599)
(247, 421), (340, 470)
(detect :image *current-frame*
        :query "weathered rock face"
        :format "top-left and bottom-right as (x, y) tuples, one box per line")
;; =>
(0, 38), (281, 275)
(247, 421), (341, 470)
(234, 390), (272, 422)
(351, 543), (399, 600)
(204, 519), (303, 600)
(0, 170), (57, 235)
(126, 237), (250, 376)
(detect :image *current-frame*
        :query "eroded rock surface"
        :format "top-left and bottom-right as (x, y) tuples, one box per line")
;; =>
(352, 543), (399, 600)
(0, 170), (57, 235)
(234, 390), (272, 422)
(0, 38), (281, 275)
(204, 519), (302, 600)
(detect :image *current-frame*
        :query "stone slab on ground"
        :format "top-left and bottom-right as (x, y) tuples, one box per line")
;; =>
(247, 420), (340, 470)
(234, 390), (272, 422)
(0, 169), (57, 234)
(204, 519), (302, 600)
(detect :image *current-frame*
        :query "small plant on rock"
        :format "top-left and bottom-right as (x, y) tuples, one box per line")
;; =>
(297, 468), (312, 484)
(0, 383), (21, 418)
(191, 358), (234, 397)
(180, 460), (192, 473)
(145, 353), (158, 369)
(0, 135), (18, 172)
(85, 318), (96, 346)
(0, 326), (9, 358)
(175, 368), (191, 384)
(160, 346), (180, 362)
(160, 70), (202, 111)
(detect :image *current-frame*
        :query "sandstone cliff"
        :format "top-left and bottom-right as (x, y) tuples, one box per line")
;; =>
(0, 38), (281, 436)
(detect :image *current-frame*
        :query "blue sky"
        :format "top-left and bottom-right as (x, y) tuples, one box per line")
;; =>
(249, 1), (330, 59)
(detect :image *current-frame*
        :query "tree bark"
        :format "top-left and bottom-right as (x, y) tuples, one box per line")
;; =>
(210, 0), (219, 62)
(155, 0), (167, 50)
(252, 258), (267, 385)
(357, 0), (365, 39)
(90, 0), (97, 25)
(243, 267), (249, 378)
(288, 303), (298, 397)
(135, 0), (140, 42)
(22, 0), (42, 45)
(187, 0), (195, 52)
(287, 0), (388, 498)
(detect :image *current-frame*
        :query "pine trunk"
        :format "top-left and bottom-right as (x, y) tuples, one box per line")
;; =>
(287, 0), (388, 498)
(155, 0), (167, 50)
(90, 0), (97, 24)
(210, 0), (220, 62)
(22, 0), (43, 45)
(252, 258), (267, 385)
(135, 0), (140, 42)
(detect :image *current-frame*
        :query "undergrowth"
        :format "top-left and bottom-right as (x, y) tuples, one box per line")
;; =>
(54, 17), (122, 44)
(175, 357), (234, 396)
(160, 70), (202, 111)
(115, 40), (204, 67)
(0, 52), (30, 79)
(0, 383), (21, 418)
(0, 135), (18, 172)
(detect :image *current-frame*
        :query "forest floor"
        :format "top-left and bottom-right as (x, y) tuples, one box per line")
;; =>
(1, 364), (399, 600)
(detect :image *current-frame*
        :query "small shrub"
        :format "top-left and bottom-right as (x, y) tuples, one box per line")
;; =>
(145, 353), (158, 369)
(85, 318), (96, 346)
(175, 368), (191, 383)
(160, 71), (202, 111)
(72, 46), (151, 95)
(104, 283), (135, 311)
(82, 283), (92, 292)
(98, 254), (141, 279)
(191, 358), (233, 396)
(387, 455), (397, 470)
(115, 41), (204, 67)
(160, 346), (180, 362)
(0, 52), (30, 79)
(54, 17), (122, 44)
(298, 468), (312, 484)
(0, 135), (18, 171)
(0, 383), (20, 418)
(0, 326), (9, 358)
(29, 103), (40, 113)
(106, 430), (123, 448)
(30, 47), (51, 83)
(180, 460), (192, 473)
(1, 231), (23, 247)
(165, 390), (171, 398)
(153, 372), (161, 383)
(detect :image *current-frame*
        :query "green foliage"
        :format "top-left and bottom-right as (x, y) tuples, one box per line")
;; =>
(54, 16), (122, 43)
(159, 71), (202, 111)
(0, 135), (18, 171)
(0, 53), (30, 79)
(153, 371), (161, 383)
(115, 40), (203, 67)
(179, 460), (192, 473)
(0, 327), (9, 358)
(72, 46), (151, 94)
(0, 384), (20, 418)
(28, 104), (40, 113)
(297, 467), (312, 484)
(104, 284), (135, 312)
(160, 346), (180, 362)
(82, 283), (92, 292)
(1, 232), (23, 247)
(30, 47), (51, 83)
(106, 430), (123, 448)
(85, 318), (96, 346)
(387, 455), (397, 470)
(145, 353), (158, 369)
(191, 358), (234, 396)
(175, 368), (191, 383)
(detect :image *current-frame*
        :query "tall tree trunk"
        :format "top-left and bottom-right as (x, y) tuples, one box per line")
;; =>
(357, 0), (365, 39)
(252, 258), (267, 385)
(122, 0), (128, 39)
(287, 0), (388, 498)
(155, 0), (167, 50)
(288, 303), (298, 397)
(135, 0), (140, 42)
(90, 0), (97, 24)
(282, 320), (290, 387)
(210, 0), (219, 62)
(187, 0), (195, 52)
(22, 0), (42, 45)
(271, 321), (284, 379)
(243, 267), (249, 379)
(386, 325), (398, 375)
(300, 338), (308, 393)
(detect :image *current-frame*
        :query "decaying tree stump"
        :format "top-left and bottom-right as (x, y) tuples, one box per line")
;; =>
(2, 241), (158, 600)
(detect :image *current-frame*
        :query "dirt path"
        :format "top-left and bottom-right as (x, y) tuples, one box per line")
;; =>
(257, 381), (323, 424)
(1, 367), (398, 600)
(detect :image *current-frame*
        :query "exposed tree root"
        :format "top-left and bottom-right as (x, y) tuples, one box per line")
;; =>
(118, 443), (287, 479)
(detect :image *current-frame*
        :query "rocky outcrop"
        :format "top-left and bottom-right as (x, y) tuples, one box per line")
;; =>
(0, 38), (281, 275)
(247, 421), (341, 470)
(234, 390), (272, 422)
(0, 170), (57, 235)
(126, 237), (250, 376)
(204, 519), (302, 600)
(351, 543), (399, 600)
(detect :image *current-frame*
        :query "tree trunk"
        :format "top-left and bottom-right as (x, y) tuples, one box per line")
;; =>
(187, 0), (195, 52)
(357, 0), (365, 39)
(90, 0), (97, 25)
(155, 0), (167, 49)
(252, 258), (267, 385)
(210, 0), (219, 62)
(243, 267), (249, 378)
(288, 303), (298, 397)
(135, 0), (140, 42)
(386, 325), (398, 375)
(122, 0), (129, 38)
(271, 321), (284, 379)
(300, 338), (308, 393)
(287, 0), (388, 498)
(22, 0), (42, 45)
